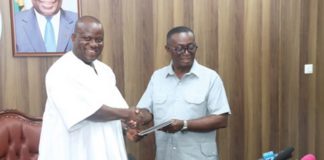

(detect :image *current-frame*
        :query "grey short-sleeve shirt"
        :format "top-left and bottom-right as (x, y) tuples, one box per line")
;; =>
(138, 60), (231, 160)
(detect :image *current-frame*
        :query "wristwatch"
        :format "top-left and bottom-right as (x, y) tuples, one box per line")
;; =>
(181, 120), (188, 131)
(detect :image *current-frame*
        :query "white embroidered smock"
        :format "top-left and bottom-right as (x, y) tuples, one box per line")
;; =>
(38, 51), (128, 160)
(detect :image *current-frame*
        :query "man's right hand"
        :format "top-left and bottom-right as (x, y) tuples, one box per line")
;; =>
(126, 108), (153, 128)
(136, 108), (153, 125)
(126, 128), (143, 142)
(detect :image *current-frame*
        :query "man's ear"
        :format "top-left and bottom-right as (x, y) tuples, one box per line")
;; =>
(165, 45), (173, 56)
(71, 33), (76, 42)
(165, 45), (169, 52)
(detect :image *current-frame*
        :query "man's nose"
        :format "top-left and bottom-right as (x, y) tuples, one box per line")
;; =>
(89, 39), (99, 47)
(183, 48), (190, 55)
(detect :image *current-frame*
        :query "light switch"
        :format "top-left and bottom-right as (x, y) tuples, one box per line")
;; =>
(304, 64), (313, 74)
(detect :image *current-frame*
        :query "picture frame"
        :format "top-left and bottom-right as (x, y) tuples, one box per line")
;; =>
(0, 9), (2, 40)
(10, 0), (81, 57)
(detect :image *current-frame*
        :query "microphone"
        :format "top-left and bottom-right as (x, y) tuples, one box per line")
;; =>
(260, 147), (294, 160)
(261, 150), (277, 160)
(274, 147), (294, 160)
(301, 154), (316, 160)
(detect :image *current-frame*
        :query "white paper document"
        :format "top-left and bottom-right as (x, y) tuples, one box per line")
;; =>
(138, 120), (174, 136)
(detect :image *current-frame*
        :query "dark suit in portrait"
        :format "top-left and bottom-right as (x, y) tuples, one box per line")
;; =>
(14, 8), (77, 53)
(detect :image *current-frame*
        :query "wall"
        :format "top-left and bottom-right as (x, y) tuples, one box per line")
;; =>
(0, 0), (323, 159)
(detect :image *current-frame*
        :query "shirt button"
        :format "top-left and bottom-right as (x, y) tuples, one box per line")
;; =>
(172, 147), (176, 150)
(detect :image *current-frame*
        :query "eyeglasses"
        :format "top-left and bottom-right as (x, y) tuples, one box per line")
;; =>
(168, 43), (198, 55)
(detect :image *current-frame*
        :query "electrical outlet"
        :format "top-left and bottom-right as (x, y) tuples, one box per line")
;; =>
(304, 64), (313, 74)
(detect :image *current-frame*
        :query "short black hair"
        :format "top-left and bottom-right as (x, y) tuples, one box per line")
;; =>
(166, 26), (194, 44)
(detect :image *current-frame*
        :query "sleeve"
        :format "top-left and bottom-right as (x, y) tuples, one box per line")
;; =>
(105, 85), (129, 109)
(45, 68), (104, 131)
(207, 75), (231, 115)
(136, 76), (154, 113)
(100, 63), (129, 109)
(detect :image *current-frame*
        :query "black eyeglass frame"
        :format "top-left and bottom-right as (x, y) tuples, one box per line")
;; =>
(167, 43), (198, 55)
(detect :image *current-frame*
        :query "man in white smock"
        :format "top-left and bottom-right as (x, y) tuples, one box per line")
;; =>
(38, 16), (138, 160)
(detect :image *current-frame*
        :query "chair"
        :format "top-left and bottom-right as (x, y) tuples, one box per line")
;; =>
(0, 109), (42, 160)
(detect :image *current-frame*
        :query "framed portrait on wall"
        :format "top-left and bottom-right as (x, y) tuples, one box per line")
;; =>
(0, 9), (2, 40)
(10, 0), (81, 57)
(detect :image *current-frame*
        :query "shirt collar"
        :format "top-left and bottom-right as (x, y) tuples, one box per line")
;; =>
(33, 8), (61, 44)
(166, 59), (201, 78)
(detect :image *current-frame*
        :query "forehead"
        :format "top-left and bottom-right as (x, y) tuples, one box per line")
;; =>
(32, 0), (62, 3)
(169, 32), (195, 45)
(77, 23), (103, 34)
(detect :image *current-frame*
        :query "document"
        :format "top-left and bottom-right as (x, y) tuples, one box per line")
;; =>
(138, 120), (174, 136)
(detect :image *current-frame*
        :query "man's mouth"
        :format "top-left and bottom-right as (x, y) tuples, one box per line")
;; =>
(87, 50), (97, 55)
(179, 56), (192, 62)
(40, 2), (55, 8)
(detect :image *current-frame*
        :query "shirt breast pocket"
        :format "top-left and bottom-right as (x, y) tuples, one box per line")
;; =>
(184, 93), (207, 116)
(152, 94), (168, 120)
(184, 93), (205, 104)
(153, 94), (167, 104)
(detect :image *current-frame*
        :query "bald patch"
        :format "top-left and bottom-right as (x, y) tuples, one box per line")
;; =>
(74, 16), (102, 33)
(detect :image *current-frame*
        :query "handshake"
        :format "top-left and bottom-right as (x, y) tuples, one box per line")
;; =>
(125, 108), (152, 128)
(123, 108), (153, 142)
(123, 108), (185, 142)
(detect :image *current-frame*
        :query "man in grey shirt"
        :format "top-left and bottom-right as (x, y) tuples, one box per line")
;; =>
(127, 26), (231, 160)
